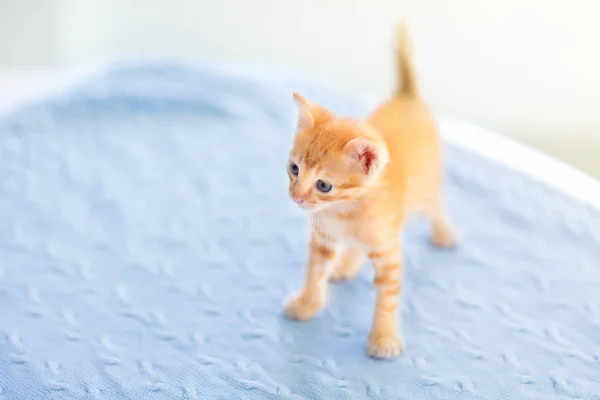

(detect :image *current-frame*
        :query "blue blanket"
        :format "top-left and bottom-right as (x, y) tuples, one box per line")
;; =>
(1, 62), (599, 399)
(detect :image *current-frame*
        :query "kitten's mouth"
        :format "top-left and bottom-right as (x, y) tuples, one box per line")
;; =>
(291, 199), (317, 211)
(298, 202), (326, 212)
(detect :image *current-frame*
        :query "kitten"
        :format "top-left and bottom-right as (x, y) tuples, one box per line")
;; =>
(284, 23), (456, 359)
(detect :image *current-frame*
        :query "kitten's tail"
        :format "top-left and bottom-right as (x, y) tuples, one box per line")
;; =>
(395, 23), (418, 97)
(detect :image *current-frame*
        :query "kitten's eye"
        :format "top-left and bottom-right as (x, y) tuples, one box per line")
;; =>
(316, 180), (332, 193)
(289, 163), (299, 176)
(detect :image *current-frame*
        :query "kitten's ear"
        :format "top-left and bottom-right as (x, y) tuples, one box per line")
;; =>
(293, 92), (315, 130)
(344, 137), (389, 177)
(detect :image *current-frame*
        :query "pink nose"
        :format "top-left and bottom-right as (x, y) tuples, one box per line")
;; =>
(292, 196), (304, 204)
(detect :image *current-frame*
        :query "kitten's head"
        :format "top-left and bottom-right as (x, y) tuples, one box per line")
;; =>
(287, 93), (389, 212)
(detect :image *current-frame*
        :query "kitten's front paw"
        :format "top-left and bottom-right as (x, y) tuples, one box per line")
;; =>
(367, 331), (405, 359)
(284, 293), (324, 321)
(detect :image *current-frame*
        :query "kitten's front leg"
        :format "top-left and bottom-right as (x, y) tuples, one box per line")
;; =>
(367, 240), (405, 358)
(285, 234), (338, 321)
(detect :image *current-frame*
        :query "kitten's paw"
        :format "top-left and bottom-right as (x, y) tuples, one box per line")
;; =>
(431, 223), (457, 249)
(367, 331), (405, 359)
(284, 293), (324, 321)
(329, 266), (360, 283)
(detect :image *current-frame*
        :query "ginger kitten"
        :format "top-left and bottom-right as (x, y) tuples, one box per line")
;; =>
(284, 24), (456, 359)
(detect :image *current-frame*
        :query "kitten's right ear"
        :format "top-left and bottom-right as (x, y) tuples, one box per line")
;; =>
(293, 93), (315, 130)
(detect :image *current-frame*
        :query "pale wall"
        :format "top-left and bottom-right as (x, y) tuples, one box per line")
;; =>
(1, 0), (599, 174)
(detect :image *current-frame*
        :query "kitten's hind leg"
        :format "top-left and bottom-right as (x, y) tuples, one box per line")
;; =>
(425, 195), (456, 249)
(330, 247), (364, 283)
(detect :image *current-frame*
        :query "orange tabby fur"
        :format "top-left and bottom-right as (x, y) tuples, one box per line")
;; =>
(284, 24), (456, 359)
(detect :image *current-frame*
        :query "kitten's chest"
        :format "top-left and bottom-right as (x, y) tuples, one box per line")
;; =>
(320, 215), (376, 248)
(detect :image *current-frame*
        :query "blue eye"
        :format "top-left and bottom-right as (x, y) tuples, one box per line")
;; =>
(316, 180), (332, 193)
(289, 163), (299, 176)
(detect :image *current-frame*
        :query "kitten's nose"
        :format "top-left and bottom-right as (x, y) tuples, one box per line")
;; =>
(292, 196), (304, 204)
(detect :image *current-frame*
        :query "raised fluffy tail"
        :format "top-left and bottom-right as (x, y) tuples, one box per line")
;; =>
(395, 23), (418, 97)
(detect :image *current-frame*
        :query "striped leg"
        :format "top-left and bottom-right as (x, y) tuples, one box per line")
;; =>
(285, 236), (338, 321)
(367, 241), (405, 358)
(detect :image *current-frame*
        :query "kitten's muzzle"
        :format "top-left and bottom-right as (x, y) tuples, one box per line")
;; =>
(291, 195), (305, 205)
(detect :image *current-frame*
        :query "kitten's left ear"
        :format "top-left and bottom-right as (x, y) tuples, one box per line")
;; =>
(293, 93), (333, 130)
(344, 137), (389, 177)
(293, 93), (315, 130)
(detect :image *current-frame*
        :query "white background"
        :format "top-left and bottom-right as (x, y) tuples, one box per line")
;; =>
(1, 0), (598, 176)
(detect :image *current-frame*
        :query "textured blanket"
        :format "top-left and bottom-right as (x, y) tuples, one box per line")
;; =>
(0, 62), (599, 399)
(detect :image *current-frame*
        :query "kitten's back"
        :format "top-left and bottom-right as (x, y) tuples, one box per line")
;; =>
(367, 24), (442, 212)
